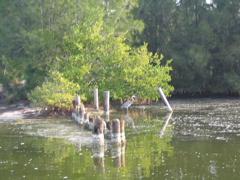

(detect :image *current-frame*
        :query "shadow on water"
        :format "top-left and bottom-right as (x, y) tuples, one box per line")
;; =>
(1, 99), (240, 179)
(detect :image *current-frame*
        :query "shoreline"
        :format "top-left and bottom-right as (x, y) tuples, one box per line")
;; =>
(0, 102), (40, 121)
(1, 97), (240, 122)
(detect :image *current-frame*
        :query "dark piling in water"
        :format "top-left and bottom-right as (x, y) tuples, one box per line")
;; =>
(92, 116), (105, 145)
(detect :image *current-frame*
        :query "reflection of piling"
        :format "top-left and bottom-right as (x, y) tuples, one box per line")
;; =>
(92, 144), (105, 173)
(120, 120), (126, 143)
(111, 143), (122, 168)
(110, 137), (126, 168)
(157, 87), (173, 112)
(121, 143), (126, 167)
(76, 142), (82, 152)
(159, 112), (173, 138)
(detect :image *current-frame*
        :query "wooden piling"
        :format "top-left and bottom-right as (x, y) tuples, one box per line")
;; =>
(93, 117), (104, 134)
(112, 119), (120, 134)
(76, 94), (81, 113)
(94, 88), (99, 110)
(120, 120), (126, 142)
(92, 116), (105, 145)
(157, 87), (173, 112)
(80, 103), (85, 114)
(111, 119), (121, 142)
(104, 91), (110, 115)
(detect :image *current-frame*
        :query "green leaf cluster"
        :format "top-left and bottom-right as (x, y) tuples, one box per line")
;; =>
(59, 19), (173, 101)
(28, 71), (80, 109)
(0, 0), (173, 105)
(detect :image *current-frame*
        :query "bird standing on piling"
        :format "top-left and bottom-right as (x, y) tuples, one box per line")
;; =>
(121, 95), (136, 111)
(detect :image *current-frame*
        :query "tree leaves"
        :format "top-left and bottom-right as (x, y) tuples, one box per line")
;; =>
(59, 21), (173, 101)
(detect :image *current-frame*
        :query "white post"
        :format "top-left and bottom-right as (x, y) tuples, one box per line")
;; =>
(94, 88), (99, 110)
(76, 94), (81, 114)
(104, 91), (110, 115)
(76, 94), (81, 105)
(157, 87), (173, 112)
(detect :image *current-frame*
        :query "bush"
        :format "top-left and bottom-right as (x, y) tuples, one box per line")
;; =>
(59, 20), (174, 101)
(28, 71), (80, 111)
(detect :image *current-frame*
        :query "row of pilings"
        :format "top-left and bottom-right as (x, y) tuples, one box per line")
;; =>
(72, 87), (172, 143)
(71, 93), (126, 167)
(70, 87), (172, 170)
(72, 109), (126, 170)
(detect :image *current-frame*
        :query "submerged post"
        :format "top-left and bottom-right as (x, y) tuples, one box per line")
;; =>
(94, 88), (99, 110)
(104, 91), (110, 115)
(157, 87), (173, 112)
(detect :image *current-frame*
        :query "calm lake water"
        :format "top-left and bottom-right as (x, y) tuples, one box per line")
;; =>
(1, 98), (240, 179)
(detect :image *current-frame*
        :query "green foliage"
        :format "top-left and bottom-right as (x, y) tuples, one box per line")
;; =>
(59, 18), (173, 101)
(0, 0), (146, 102)
(134, 0), (240, 95)
(28, 71), (80, 109)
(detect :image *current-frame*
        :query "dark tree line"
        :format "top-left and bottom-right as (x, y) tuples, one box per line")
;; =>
(1, 0), (240, 102)
(134, 0), (240, 96)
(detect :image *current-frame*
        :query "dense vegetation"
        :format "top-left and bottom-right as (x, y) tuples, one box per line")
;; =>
(1, 0), (240, 106)
(0, 0), (173, 106)
(134, 0), (240, 96)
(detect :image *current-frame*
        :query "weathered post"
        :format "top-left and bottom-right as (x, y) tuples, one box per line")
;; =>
(120, 120), (126, 142)
(94, 88), (99, 110)
(111, 119), (121, 143)
(92, 116), (105, 172)
(157, 87), (173, 112)
(80, 103), (85, 114)
(76, 94), (81, 114)
(92, 116), (105, 146)
(104, 91), (110, 115)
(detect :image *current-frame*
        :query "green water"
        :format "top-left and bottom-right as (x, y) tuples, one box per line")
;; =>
(1, 99), (240, 179)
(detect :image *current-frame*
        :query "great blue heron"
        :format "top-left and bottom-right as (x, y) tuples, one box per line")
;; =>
(121, 95), (136, 111)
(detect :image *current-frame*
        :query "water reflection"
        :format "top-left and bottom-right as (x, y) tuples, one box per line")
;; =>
(6, 99), (240, 179)
(94, 110), (174, 176)
(121, 112), (135, 129)
(0, 107), (197, 179)
(92, 144), (105, 172)
(159, 112), (173, 138)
